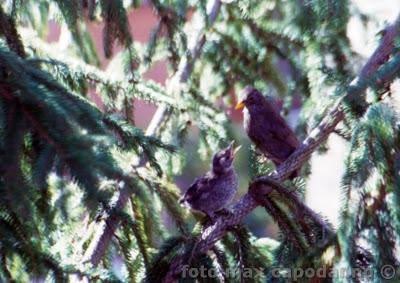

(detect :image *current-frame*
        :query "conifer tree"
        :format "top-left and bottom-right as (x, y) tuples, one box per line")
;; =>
(0, 0), (399, 282)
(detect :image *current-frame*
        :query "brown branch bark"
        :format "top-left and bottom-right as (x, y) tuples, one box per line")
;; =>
(162, 14), (400, 282)
(84, 0), (223, 266)
(360, 14), (400, 78)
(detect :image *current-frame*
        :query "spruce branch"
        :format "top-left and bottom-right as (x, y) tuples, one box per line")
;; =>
(85, 0), (223, 267)
(252, 177), (333, 238)
(260, 197), (308, 252)
(360, 14), (400, 78)
(0, 46), (168, 271)
(0, 5), (26, 57)
(2, 2), (399, 280)
(145, 0), (222, 137)
(18, 29), (176, 108)
(82, 179), (137, 266)
(162, 14), (400, 282)
(100, 0), (132, 58)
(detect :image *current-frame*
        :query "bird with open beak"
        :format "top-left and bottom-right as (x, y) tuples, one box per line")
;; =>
(236, 86), (300, 179)
(179, 141), (241, 220)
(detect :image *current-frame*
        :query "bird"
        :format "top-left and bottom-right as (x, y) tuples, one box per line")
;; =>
(179, 141), (240, 220)
(235, 86), (300, 178)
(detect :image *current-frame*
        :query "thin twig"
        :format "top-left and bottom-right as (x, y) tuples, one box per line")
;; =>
(145, 0), (222, 137)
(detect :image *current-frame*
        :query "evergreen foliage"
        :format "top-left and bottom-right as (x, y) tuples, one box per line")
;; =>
(0, 0), (399, 282)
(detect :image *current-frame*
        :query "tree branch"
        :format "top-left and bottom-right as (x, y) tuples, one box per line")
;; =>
(162, 14), (400, 282)
(84, 0), (223, 266)
(360, 14), (400, 78)
(251, 177), (333, 236)
(0, 5), (26, 58)
(145, 0), (222, 136)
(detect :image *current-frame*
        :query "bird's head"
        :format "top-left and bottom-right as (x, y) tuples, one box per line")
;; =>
(235, 86), (264, 110)
(212, 141), (241, 174)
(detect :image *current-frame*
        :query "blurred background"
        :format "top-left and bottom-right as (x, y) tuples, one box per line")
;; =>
(45, 0), (400, 238)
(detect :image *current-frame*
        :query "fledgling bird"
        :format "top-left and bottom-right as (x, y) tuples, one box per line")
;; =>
(179, 142), (240, 220)
(235, 86), (300, 178)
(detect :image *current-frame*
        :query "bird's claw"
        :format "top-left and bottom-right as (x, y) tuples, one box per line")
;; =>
(204, 212), (217, 224)
(217, 208), (233, 216)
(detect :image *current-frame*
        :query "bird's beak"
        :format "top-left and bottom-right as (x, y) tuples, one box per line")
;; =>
(235, 100), (245, 110)
(228, 141), (241, 158)
(233, 145), (241, 156)
(227, 141), (235, 152)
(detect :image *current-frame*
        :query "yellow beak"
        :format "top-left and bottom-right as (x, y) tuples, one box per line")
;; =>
(235, 100), (245, 110)
(233, 145), (242, 155)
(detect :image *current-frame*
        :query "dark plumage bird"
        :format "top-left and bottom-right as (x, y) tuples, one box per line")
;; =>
(179, 142), (240, 220)
(235, 86), (300, 178)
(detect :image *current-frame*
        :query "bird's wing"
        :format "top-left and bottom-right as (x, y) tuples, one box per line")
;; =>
(182, 173), (216, 202)
(251, 111), (300, 163)
(270, 116), (300, 148)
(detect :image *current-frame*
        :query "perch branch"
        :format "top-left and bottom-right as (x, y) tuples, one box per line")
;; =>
(360, 14), (400, 78)
(85, 0), (223, 266)
(162, 14), (400, 282)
